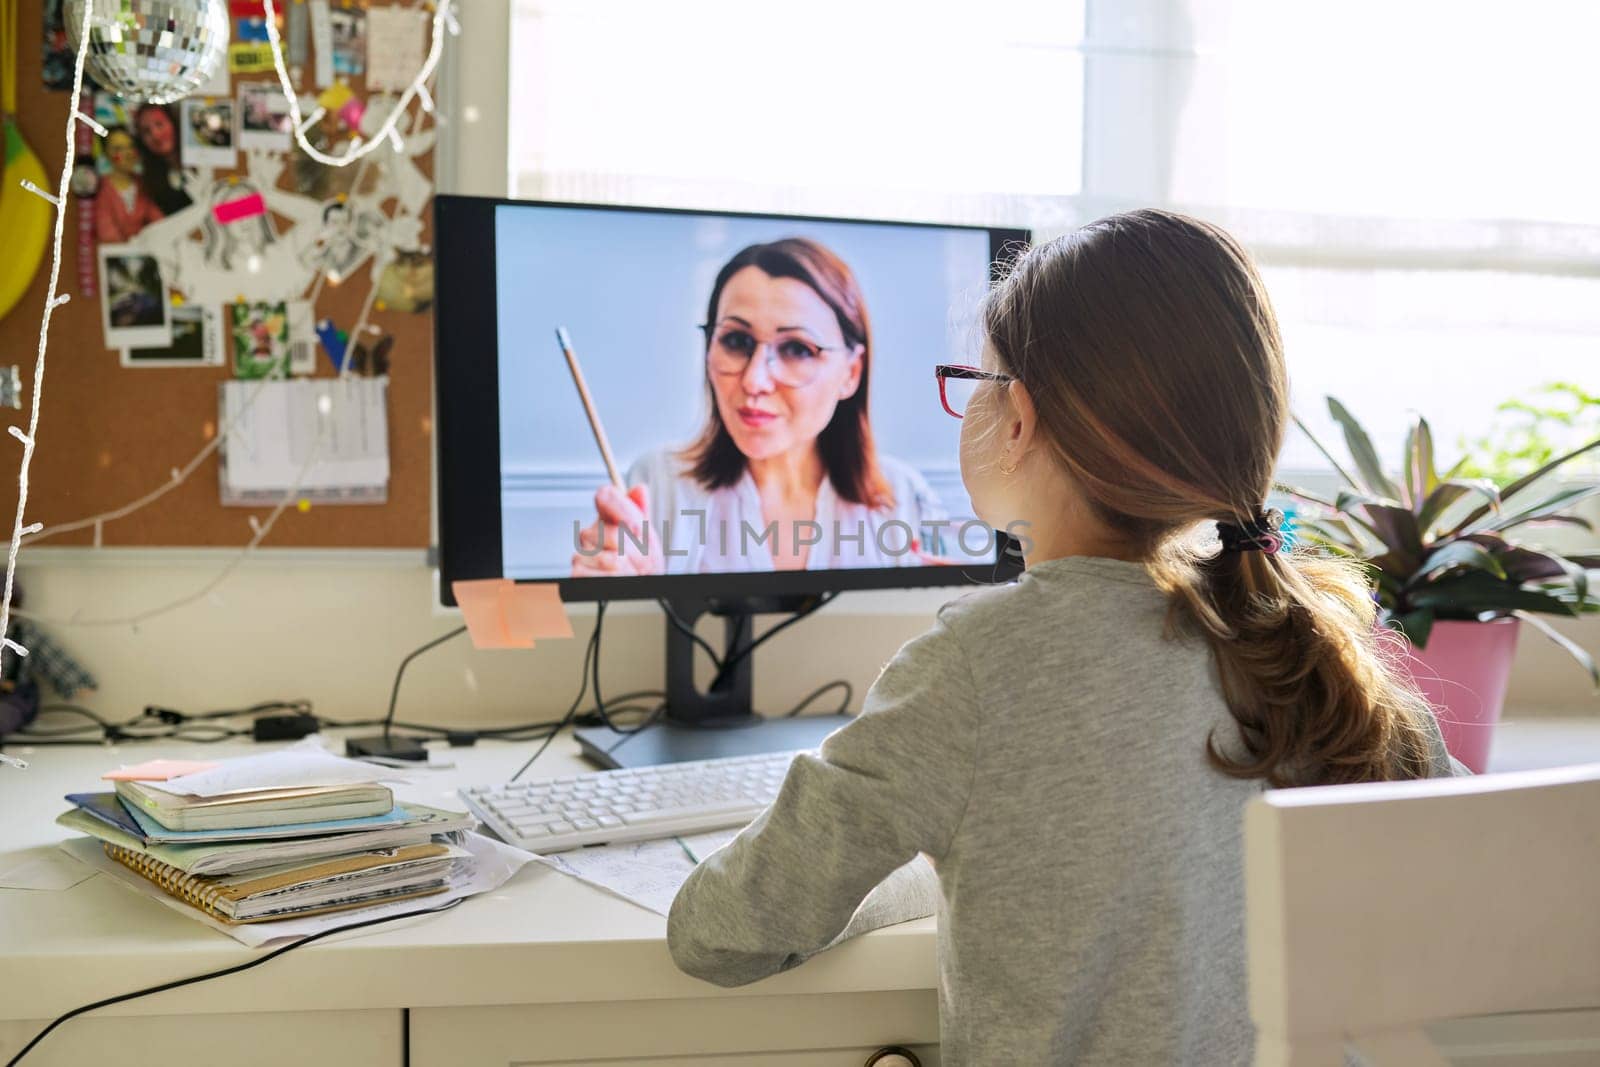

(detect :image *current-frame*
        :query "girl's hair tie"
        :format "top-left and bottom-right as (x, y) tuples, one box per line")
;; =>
(1217, 508), (1284, 554)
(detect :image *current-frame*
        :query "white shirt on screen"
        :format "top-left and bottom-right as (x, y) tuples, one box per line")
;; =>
(624, 448), (950, 573)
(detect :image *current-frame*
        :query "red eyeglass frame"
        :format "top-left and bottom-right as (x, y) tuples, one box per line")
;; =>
(935, 363), (1013, 419)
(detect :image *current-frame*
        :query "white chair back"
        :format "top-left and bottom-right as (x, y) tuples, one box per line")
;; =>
(1245, 763), (1600, 1066)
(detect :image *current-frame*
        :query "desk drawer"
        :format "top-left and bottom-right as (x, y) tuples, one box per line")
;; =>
(0, 1008), (401, 1067)
(411, 990), (940, 1066)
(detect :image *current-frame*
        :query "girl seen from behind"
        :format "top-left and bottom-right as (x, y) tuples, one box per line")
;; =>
(668, 209), (1461, 1065)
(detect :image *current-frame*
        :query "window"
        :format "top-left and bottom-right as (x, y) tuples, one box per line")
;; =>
(507, 0), (1086, 217)
(500, 0), (1598, 487)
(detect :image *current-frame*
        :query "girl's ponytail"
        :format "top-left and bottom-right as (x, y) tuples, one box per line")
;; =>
(1150, 534), (1435, 787)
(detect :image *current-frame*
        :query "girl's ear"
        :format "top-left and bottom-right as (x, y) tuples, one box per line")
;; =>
(1005, 378), (1039, 459)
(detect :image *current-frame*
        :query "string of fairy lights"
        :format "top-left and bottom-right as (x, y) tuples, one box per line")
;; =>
(2, 1), (452, 650)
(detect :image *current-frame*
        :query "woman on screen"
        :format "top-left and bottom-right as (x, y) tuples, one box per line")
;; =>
(572, 238), (946, 575)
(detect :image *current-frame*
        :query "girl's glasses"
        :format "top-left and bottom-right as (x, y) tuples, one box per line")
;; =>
(935, 363), (1012, 418)
(701, 320), (843, 388)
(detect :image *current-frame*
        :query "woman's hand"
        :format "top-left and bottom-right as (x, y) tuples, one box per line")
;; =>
(571, 484), (663, 577)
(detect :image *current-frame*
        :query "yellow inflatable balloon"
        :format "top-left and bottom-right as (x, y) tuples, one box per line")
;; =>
(0, 118), (52, 322)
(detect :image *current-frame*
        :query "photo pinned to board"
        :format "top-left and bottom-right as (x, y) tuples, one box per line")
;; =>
(98, 246), (173, 350)
(122, 302), (224, 368)
(376, 250), (434, 313)
(88, 93), (194, 243)
(238, 83), (293, 151)
(180, 97), (237, 169)
(330, 8), (367, 75)
(230, 301), (291, 379)
(230, 300), (317, 379)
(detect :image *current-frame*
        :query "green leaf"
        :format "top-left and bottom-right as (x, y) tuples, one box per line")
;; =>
(1410, 416), (1439, 509)
(1513, 611), (1600, 690)
(1360, 502), (1426, 573)
(1481, 484), (1600, 535)
(1417, 479), (1500, 534)
(1393, 608), (1436, 649)
(1403, 570), (1579, 618)
(1468, 541), (1590, 604)
(1450, 435), (1600, 533)
(1408, 541), (1507, 586)
(1328, 397), (1404, 501)
(1289, 415), (1364, 492)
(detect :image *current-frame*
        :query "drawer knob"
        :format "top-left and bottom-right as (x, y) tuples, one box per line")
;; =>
(864, 1048), (921, 1067)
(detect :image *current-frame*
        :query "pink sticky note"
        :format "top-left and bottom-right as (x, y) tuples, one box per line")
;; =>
(502, 583), (574, 641)
(212, 192), (267, 225)
(453, 579), (533, 649)
(103, 758), (221, 782)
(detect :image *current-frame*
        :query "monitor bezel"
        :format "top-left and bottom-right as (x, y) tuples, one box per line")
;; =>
(434, 193), (1030, 606)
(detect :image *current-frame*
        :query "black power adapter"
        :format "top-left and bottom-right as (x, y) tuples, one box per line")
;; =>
(251, 714), (321, 742)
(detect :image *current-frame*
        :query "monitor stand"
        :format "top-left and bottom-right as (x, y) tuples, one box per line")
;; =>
(574, 594), (852, 769)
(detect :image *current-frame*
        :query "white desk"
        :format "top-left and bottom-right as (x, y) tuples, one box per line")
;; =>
(0, 733), (941, 1067)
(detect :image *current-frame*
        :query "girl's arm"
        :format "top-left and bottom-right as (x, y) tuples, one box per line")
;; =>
(667, 611), (979, 987)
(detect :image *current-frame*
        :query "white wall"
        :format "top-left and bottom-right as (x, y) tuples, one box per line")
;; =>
(17, 550), (1597, 734)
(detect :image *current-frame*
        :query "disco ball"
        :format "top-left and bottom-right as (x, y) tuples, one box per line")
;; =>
(65, 0), (230, 106)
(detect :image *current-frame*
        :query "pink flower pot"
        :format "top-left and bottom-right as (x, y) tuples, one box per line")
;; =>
(1400, 617), (1520, 774)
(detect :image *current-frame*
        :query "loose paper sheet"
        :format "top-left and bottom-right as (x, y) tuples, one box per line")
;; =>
(532, 829), (740, 916)
(220, 376), (390, 504)
(159, 737), (409, 797)
(0, 845), (98, 891)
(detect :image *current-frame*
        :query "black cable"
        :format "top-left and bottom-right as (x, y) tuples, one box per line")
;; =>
(31, 705), (113, 729)
(381, 626), (469, 744)
(509, 601), (606, 783)
(782, 679), (853, 718)
(657, 598), (723, 669)
(3, 897), (466, 1067)
(709, 593), (837, 692)
(587, 612), (661, 737)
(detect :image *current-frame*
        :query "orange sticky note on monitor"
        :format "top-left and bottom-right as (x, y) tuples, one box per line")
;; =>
(452, 579), (571, 649)
(103, 759), (222, 781)
(502, 583), (574, 641)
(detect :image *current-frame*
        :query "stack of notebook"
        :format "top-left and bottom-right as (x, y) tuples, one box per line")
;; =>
(56, 745), (476, 925)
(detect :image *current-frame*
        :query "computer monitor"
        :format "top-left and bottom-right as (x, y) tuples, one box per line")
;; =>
(434, 195), (1029, 766)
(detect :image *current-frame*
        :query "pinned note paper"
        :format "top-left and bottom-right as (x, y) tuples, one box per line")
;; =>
(452, 579), (573, 650)
(103, 759), (222, 782)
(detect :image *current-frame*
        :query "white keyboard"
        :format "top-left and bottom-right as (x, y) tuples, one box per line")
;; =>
(460, 750), (802, 853)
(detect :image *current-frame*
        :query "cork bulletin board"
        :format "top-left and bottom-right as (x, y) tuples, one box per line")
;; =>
(0, 1), (434, 548)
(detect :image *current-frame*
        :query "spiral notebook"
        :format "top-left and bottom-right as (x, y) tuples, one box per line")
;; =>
(101, 839), (457, 923)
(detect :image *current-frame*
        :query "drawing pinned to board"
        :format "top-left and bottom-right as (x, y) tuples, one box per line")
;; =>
(238, 83), (293, 150)
(131, 154), (324, 305)
(329, 8), (366, 75)
(98, 246), (173, 350)
(230, 301), (291, 379)
(122, 302), (224, 367)
(303, 197), (387, 283)
(179, 97), (237, 169)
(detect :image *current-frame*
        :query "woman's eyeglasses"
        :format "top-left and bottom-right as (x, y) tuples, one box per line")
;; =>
(701, 321), (845, 388)
(935, 363), (1012, 418)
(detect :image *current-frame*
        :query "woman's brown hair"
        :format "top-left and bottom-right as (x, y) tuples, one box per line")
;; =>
(680, 238), (893, 509)
(983, 209), (1435, 787)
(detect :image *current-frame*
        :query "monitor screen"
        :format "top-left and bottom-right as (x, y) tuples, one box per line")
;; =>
(434, 196), (1028, 603)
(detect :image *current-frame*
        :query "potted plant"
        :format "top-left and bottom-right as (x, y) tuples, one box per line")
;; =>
(1281, 398), (1600, 772)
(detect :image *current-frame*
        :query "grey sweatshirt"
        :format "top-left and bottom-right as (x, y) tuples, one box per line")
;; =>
(668, 556), (1461, 1065)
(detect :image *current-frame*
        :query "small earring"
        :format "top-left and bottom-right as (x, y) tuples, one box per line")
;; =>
(998, 454), (1018, 476)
